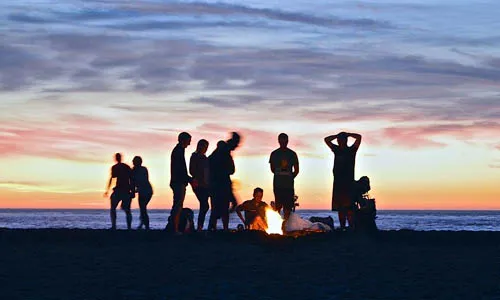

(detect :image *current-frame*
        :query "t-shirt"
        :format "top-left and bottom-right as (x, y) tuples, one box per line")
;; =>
(269, 148), (298, 189)
(238, 199), (269, 224)
(170, 143), (190, 187)
(111, 163), (132, 192)
(332, 145), (358, 182)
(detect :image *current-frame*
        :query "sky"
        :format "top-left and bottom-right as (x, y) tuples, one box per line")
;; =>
(0, 0), (499, 210)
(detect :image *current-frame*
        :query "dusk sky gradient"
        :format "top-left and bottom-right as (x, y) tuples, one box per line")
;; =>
(1, 0), (499, 209)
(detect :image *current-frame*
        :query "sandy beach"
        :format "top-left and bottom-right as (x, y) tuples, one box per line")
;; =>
(1, 229), (499, 300)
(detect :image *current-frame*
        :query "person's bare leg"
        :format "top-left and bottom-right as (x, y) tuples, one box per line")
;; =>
(110, 194), (119, 230)
(338, 210), (346, 229)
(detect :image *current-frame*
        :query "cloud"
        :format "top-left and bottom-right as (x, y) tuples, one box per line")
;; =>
(0, 116), (178, 162)
(381, 122), (500, 148)
(115, 2), (394, 30)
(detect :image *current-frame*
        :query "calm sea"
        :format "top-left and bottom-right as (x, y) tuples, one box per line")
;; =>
(0, 209), (499, 231)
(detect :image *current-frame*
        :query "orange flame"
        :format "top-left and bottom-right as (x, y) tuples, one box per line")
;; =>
(265, 207), (283, 235)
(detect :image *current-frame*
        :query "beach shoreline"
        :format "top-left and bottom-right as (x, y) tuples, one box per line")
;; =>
(2, 229), (499, 299)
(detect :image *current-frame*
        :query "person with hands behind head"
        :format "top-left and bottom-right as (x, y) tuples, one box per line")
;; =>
(324, 132), (362, 230)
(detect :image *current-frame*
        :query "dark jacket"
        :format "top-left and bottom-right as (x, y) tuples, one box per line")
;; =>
(170, 143), (191, 187)
(208, 142), (234, 187)
(189, 152), (209, 188)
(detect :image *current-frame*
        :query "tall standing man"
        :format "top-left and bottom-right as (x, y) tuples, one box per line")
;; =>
(168, 132), (195, 234)
(269, 133), (299, 221)
(324, 131), (362, 230)
(104, 153), (134, 230)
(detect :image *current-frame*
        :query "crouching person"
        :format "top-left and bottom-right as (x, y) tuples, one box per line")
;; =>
(236, 187), (269, 231)
(352, 176), (377, 232)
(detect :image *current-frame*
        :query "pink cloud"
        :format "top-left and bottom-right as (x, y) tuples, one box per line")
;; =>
(195, 123), (316, 156)
(381, 122), (500, 148)
(0, 118), (178, 162)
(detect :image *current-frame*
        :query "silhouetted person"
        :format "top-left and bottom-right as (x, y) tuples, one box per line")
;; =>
(189, 139), (210, 231)
(352, 176), (377, 232)
(269, 133), (299, 221)
(168, 132), (194, 234)
(226, 133), (241, 212)
(236, 187), (269, 231)
(208, 132), (241, 231)
(132, 156), (153, 230)
(104, 153), (133, 230)
(324, 132), (362, 230)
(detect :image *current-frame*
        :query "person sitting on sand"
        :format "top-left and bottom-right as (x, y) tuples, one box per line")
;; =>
(132, 156), (153, 230)
(104, 153), (134, 230)
(236, 187), (269, 231)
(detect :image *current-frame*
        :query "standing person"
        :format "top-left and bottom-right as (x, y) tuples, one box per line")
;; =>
(208, 132), (241, 231)
(104, 153), (134, 230)
(324, 132), (362, 230)
(168, 132), (195, 234)
(189, 139), (210, 231)
(132, 156), (153, 230)
(269, 133), (299, 221)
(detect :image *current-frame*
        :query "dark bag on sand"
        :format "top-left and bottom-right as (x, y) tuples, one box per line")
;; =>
(353, 176), (378, 233)
(309, 216), (335, 230)
(355, 197), (377, 232)
(165, 208), (195, 233)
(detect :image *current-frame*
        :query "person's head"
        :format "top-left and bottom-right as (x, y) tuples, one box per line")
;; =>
(253, 187), (264, 202)
(114, 153), (122, 163)
(358, 176), (371, 194)
(132, 156), (142, 167)
(278, 133), (288, 149)
(217, 140), (226, 149)
(226, 132), (241, 151)
(178, 132), (192, 148)
(196, 139), (209, 155)
(337, 132), (348, 149)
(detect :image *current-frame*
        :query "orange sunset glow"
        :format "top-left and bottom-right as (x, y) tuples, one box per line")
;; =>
(1, 1), (499, 211)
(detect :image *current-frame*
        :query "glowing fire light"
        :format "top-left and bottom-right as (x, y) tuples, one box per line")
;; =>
(265, 207), (283, 235)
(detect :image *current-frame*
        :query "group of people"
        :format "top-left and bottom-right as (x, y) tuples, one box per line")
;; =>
(104, 130), (367, 232)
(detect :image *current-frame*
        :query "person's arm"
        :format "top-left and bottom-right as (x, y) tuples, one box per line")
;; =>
(103, 168), (114, 197)
(236, 204), (246, 225)
(129, 167), (136, 198)
(348, 132), (362, 150)
(324, 134), (339, 152)
(182, 152), (193, 184)
(189, 154), (196, 178)
(228, 155), (235, 175)
(269, 152), (276, 174)
(293, 152), (299, 179)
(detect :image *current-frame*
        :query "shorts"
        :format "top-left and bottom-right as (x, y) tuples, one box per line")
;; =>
(273, 187), (295, 211)
(111, 190), (132, 210)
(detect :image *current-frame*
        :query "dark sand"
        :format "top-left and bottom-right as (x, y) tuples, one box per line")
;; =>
(1, 229), (499, 300)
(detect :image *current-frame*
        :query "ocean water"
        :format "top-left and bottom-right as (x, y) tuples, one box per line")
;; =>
(0, 209), (499, 231)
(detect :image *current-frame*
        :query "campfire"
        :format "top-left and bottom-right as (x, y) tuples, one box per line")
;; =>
(265, 207), (283, 235)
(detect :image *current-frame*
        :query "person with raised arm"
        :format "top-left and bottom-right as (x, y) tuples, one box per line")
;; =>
(208, 132), (241, 231)
(324, 132), (362, 230)
(104, 153), (134, 230)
